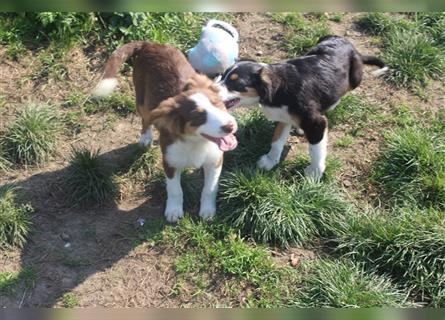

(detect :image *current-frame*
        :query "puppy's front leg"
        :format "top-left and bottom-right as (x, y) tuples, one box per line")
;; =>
(258, 122), (292, 170)
(199, 157), (223, 220)
(165, 169), (184, 223)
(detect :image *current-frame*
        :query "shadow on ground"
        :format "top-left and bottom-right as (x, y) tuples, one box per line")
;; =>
(1, 144), (178, 307)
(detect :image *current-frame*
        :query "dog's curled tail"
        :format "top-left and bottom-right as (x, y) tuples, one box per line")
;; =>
(361, 55), (389, 77)
(92, 41), (145, 97)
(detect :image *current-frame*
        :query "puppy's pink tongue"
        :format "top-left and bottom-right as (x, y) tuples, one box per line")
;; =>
(217, 134), (238, 151)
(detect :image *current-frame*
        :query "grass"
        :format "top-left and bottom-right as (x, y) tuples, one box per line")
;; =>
(270, 13), (330, 56)
(65, 147), (117, 206)
(334, 135), (354, 148)
(357, 13), (445, 89)
(326, 94), (375, 136)
(335, 206), (445, 306)
(372, 126), (445, 209)
(0, 266), (37, 294)
(0, 184), (34, 248)
(223, 108), (274, 170)
(61, 292), (79, 308)
(0, 141), (12, 172)
(84, 93), (135, 116)
(293, 258), (414, 307)
(2, 104), (61, 165)
(158, 216), (299, 307)
(218, 169), (350, 248)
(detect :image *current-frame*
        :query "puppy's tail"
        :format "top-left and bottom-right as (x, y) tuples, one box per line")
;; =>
(361, 55), (389, 77)
(92, 41), (145, 97)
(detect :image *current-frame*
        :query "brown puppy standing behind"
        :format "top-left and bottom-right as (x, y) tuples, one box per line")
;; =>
(92, 42), (238, 222)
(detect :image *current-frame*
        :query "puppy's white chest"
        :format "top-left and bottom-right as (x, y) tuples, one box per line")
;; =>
(262, 105), (293, 124)
(165, 138), (221, 169)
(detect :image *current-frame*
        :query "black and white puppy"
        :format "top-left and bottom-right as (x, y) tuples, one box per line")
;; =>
(219, 35), (388, 179)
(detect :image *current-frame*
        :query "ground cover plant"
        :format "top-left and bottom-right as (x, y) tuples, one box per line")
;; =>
(65, 147), (117, 206)
(0, 185), (33, 248)
(357, 13), (445, 89)
(2, 104), (61, 165)
(0, 12), (444, 308)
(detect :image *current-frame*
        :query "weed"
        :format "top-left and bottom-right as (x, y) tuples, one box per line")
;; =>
(65, 147), (117, 206)
(0, 266), (36, 294)
(3, 104), (61, 165)
(0, 141), (12, 172)
(278, 154), (342, 184)
(372, 127), (445, 208)
(224, 108), (274, 170)
(292, 258), (414, 307)
(63, 110), (85, 135)
(326, 94), (374, 134)
(334, 135), (354, 148)
(382, 30), (445, 88)
(328, 12), (345, 23)
(159, 217), (298, 306)
(335, 206), (445, 306)
(219, 169), (350, 247)
(0, 184), (34, 248)
(271, 13), (330, 56)
(84, 93), (135, 116)
(61, 292), (79, 308)
(357, 13), (445, 89)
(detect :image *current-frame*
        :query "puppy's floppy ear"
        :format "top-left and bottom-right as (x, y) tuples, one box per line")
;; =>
(256, 67), (277, 103)
(150, 98), (182, 135)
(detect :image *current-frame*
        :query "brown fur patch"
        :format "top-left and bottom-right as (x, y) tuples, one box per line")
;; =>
(241, 86), (259, 98)
(272, 122), (286, 142)
(230, 73), (239, 80)
(214, 155), (223, 168)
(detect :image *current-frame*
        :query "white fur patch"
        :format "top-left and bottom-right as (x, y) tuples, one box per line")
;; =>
(262, 105), (294, 125)
(165, 172), (184, 223)
(199, 163), (222, 220)
(304, 131), (328, 180)
(257, 123), (292, 171)
(372, 66), (389, 77)
(139, 127), (153, 147)
(92, 78), (118, 97)
(190, 92), (237, 137)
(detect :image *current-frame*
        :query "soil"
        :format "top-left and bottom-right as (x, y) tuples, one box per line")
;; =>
(0, 13), (443, 307)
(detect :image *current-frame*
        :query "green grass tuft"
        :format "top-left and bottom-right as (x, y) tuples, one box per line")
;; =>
(84, 93), (135, 116)
(0, 141), (12, 171)
(293, 258), (414, 307)
(326, 94), (375, 136)
(0, 184), (33, 248)
(219, 169), (350, 247)
(159, 216), (298, 307)
(372, 127), (445, 208)
(0, 266), (37, 294)
(335, 206), (445, 306)
(271, 13), (330, 56)
(3, 104), (61, 165)
(382, 30), (445, 88)
(61, 292), (79, 308)
(224, 108), (274, 170)
(357, 13), (445, 89)
(66, 147), (117, 206)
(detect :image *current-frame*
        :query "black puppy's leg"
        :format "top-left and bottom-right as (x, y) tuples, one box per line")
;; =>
(301, 114), (328, 180)
(257, 122), (292, 170)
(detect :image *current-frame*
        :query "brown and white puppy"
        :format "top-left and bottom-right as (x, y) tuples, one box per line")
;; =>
(219, 35), (388, 179)
(92, 41), (238, 222)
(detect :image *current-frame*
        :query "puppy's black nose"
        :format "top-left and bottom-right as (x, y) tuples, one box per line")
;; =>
(221, 122), (235, 134)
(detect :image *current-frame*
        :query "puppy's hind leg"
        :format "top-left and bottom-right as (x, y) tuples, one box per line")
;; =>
(258, 122), (292, 170)
(139, 110), (153, 147)
(302, 114), (328, 180)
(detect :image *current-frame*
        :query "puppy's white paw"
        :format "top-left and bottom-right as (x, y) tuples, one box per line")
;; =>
(164, 200), (184, 223)
(139, 131), (153, 147)
(304, 164), (325, 180)
(199, 200), (216, 220)
(294, 127), (304, 136)
(257, 154), (279, 171)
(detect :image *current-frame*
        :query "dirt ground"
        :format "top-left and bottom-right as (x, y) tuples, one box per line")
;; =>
(0, 13), (443, 307)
